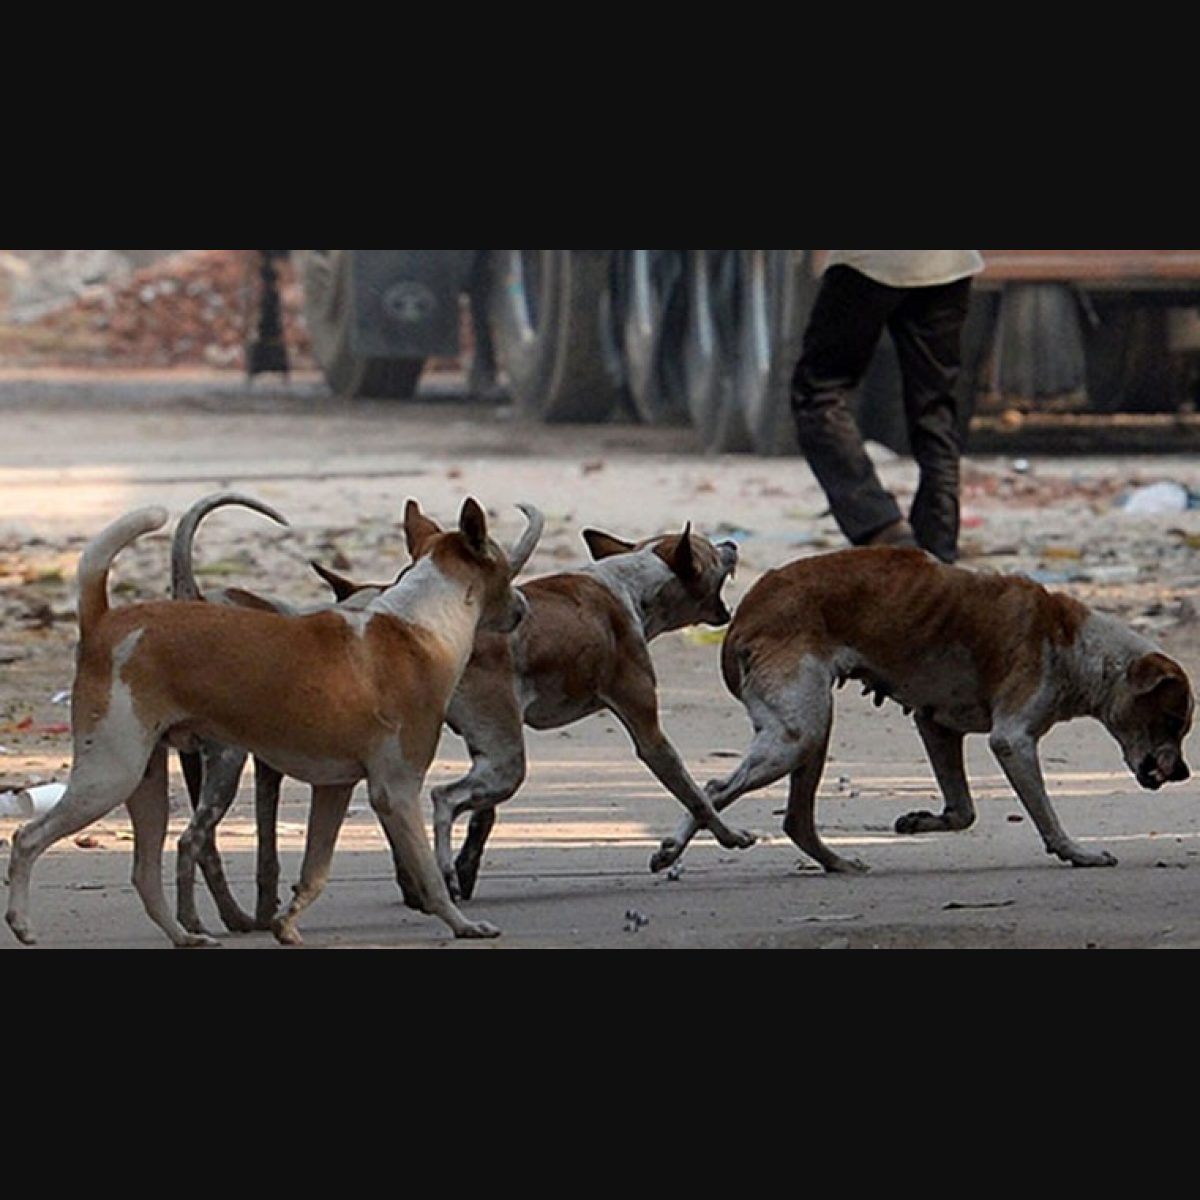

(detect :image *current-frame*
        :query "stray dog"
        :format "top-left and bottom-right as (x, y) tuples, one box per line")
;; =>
(317, 525), (756, 901)
(5, 498), (539, 948)
(169, 493), (293, 936)
(654, 546), (1194, 875)
(170, 494), (542, 937)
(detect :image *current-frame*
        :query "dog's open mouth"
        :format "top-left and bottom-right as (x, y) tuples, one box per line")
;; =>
(1138, 753), (1191, 791)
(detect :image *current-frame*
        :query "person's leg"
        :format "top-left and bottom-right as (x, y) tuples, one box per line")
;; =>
(791, 267), (908, 546)
(889, 279), (973, 564)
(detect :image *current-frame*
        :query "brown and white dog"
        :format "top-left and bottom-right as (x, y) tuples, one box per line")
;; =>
(5, 498), (539, 949)
(654, 546), (1194, 876)
(169, 494), (543, 936)
(318, 525), (756, 901)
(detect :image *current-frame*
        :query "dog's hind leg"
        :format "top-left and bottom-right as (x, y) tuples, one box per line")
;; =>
(7, 737), (161, 946)
(783, 721), (869, 874)
(653, 670), (830, 873)
(128, 745), (220, 948)
(253, 759), (285, 929)
(432, 693), (527, 901)
(271, 784), (355, 947)
(177, 741), (255, 936)
(895, 716), (978, 836)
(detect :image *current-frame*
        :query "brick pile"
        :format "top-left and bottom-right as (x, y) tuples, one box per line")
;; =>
(0, 250), (315, 370)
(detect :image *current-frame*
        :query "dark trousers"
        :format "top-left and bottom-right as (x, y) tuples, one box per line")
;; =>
(791, 265), (973, 564)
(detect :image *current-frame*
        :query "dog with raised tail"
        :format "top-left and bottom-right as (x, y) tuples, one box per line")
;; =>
(317, 524), (756, 903)
(5, 498), (539, 949)
(653, 546), (1194, 877)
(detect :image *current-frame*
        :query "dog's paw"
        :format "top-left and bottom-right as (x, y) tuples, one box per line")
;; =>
(717, 827), (757, 852)
(271, 918), (305, 948)
(457, 920), (501, 940)
(825, 859), (873, 878)
(650, 840), (684, 875)
(178, 932), (222, 950)
(896, 810), (946, 835)
(1065, 849), (1120, 869)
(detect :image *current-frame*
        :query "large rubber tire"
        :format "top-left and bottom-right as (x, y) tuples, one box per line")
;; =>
(488, 250), (623, 423)
(995, 283), (1087, 404)
(294, 250), (426, 400)
(680, 250), (742, 450)
(614, 250), (691, 425)
(734, 249), (814, 456)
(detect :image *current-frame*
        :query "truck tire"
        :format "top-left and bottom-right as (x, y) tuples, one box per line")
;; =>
(615, 250), (691, 425)
(488, 250), (623, 423)
(735, 249), (813, 456)
(681, 250), (741, 450)
(995, 283), (1087, 404)
(294, 250), (426, 399)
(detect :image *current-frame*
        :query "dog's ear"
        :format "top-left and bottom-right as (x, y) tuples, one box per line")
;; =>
(459, 498), (491, 556)
(310, 561), (365, 603)
(223, 588), (291, 615)
(583, 530), (636, 561)
(1129, 654), (1195, 716)
(405, 501), (442, 559)
(669, 524), (699, 581)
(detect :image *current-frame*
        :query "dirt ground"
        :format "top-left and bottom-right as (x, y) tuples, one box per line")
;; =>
(4, 368), (1200, 951)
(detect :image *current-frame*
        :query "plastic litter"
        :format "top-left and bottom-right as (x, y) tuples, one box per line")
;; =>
(1118, 482), (1197, 515)
(0, 783), (66, 818)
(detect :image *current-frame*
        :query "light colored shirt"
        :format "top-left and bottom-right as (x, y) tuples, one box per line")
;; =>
(825, 250), (985, 289)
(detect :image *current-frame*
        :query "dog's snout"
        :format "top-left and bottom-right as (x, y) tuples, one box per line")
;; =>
(1171, 760), (1191, 784)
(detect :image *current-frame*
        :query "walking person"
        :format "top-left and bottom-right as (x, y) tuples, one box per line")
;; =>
(791, 250), (984, 565)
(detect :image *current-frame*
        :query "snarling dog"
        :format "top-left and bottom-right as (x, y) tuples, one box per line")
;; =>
(654, 546), (1194, 876)
(169, 495), (542, 937)
(5, 499), (539, 949)
(316, 524), (756, 901)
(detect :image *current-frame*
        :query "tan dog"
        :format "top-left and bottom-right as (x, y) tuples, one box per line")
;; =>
(170, 494), (543, 937)
(5, 499), (538, 949)
(318, 525), (755, 901)
(655, 547), (1194, 875)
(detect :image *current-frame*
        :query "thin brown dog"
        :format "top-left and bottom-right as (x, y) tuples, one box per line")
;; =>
(656, 546), (1194, 875)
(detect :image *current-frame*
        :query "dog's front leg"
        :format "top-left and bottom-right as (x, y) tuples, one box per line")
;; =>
(989, 725), (1118, 868)
(896, 716), (978, 837)
(605, 676), (756, 866)
(370, 749), (501, 941)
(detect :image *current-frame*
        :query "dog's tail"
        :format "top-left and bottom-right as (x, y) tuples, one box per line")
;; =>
(77, 507), (170, 639)
(171, 493), (290, 601)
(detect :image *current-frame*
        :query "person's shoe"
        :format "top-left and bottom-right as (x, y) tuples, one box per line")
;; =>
(865, 520), (919, 550)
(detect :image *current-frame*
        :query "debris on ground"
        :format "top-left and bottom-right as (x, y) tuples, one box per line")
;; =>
(0, 250), (313, 370)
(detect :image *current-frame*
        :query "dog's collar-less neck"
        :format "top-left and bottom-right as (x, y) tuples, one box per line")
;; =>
(586, 554), (675, 640)
(370, 557), (481, 650)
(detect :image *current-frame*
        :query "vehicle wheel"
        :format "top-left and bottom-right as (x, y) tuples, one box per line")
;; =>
(734, 249), (814, 456)
(680, 250), (740, 449)
(995, 283), (1087, 404)
(488, 250), (623, 423)
(294, 250), (425, 399)
(614, 250), (691, 425)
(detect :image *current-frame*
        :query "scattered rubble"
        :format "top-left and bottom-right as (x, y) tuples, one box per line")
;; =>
(1, 250), (315, 371)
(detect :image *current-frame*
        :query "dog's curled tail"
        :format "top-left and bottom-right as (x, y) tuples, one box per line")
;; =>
(77, 507), (169, 639)
(172, 493), (290, 602)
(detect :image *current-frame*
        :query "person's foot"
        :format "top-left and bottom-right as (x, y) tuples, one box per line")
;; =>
(865, 520), (919, 550)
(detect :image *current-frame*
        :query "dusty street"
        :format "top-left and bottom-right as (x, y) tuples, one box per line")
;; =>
(3, 368), (1200, 950)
